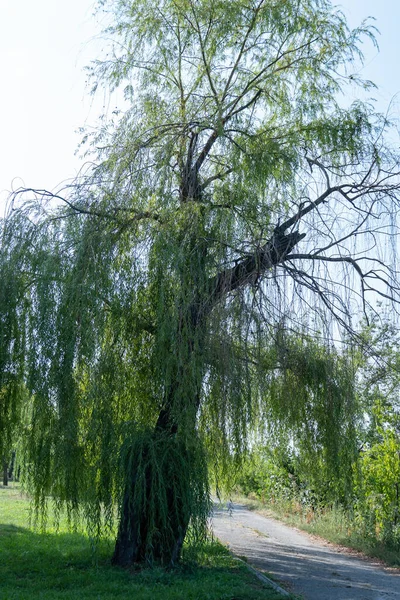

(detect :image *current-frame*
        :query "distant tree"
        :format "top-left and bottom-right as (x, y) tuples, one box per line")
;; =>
(0, 261), (25, 486)
(2, 0), (400, 565)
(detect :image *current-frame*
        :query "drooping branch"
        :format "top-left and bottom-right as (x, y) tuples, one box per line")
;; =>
(9, 188), (162, 225)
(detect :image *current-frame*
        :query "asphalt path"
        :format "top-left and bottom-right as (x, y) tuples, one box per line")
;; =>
(212, 502), (400, 600)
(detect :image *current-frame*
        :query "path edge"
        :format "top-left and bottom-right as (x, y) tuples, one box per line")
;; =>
(233, 555), (292, 597)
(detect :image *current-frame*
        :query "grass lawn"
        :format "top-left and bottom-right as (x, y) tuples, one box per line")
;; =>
(0, 485), (289, 600)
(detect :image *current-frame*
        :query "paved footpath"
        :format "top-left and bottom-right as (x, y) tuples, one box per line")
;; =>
(212, 502), (400, 600)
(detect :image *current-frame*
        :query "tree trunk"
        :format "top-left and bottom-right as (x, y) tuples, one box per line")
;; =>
(2, 458), (8, 486)
(111, 422), (192, 567)
(111, 472), (141, 566)
(112, 461), (189, 566)
(112, 220), (208, 568)
(8, 451), (16, 481)
(112, 351), (204, 568)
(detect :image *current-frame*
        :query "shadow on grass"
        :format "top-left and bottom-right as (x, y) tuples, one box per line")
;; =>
(0, 522), (285, 600)
(0, 523), (25, 534)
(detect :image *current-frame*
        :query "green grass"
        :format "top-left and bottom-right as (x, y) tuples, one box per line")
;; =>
(235, 493), (400, 568)
(0, 485), (288, 600)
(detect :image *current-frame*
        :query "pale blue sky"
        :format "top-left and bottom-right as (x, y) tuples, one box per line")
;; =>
(0, 1), (399, 214)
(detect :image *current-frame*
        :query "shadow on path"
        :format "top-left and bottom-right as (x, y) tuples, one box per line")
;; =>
(212, 502), (400, 600)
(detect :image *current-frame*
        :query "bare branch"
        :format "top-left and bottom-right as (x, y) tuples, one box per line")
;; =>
(11, 188), (162, 224)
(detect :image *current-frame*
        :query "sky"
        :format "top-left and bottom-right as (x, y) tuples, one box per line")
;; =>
(0, 1), (399, 216)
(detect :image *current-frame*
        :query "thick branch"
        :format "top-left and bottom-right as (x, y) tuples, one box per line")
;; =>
(207, 182), (345, 306)
(209, 229), (306, 303)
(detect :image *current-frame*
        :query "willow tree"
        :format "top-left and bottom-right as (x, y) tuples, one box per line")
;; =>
(2, 0), (400, 566)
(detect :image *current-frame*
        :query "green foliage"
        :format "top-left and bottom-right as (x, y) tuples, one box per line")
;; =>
(236, 449), (298, 505)
(264, 336), (358, 496)
(347, 320), (400, 549)
(1, 0), (400, 563)
(116, 429), (211, 560)
(358, 431), (400, 545)
(354, 399), (400, 549)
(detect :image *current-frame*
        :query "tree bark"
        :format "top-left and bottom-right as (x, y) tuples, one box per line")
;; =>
(8, 451), (15, 481)
(111, 419), (192, 567)
(2, 457), (8, 486)
(112, 306), (204, 567)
